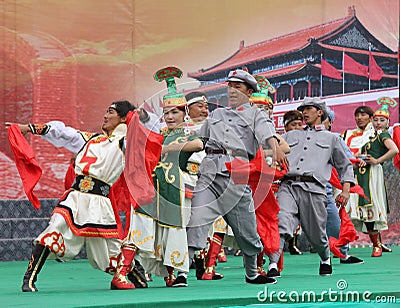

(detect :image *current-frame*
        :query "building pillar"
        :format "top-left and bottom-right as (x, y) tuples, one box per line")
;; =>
(290, 84), (294, 101)
(307, 81), (311, 97)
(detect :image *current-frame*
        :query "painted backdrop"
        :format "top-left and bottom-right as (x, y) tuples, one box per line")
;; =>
(1, 0), (399, 243)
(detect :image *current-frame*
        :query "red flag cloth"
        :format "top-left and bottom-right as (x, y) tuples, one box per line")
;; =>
(108, 174), (132, 239)
(124, 111), (164, 208)
(392, 125), (400, 171)
(343, 53), (368, 77)
(255, 190), (280, 256)
(329, 207), (359, 258)
(277, 253), (284, 273)
(329, 167), (369, 201)
(369, 52), (384, 81)
(8, 124), (42, 209)
(225, 148), (281, 255)
(321, 59), (343, 80)
(273, 163), (288, 181)
(225, 148), (275, 208)
(349, 157), (360, 165)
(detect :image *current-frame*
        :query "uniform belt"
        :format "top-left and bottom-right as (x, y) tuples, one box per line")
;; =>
(282, 175), (316, 183)
(71, 175), (110, 197)
(206, 148), (249, 158)
(206, 149), (227, 155)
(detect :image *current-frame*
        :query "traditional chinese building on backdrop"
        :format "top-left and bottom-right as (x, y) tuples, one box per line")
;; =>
(187, 6), (399, 133)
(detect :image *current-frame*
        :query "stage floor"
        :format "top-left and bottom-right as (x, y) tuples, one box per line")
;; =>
(1, 247), (399, 307)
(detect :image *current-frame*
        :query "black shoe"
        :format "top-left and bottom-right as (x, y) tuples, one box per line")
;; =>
(288, 238), (302, 255)
(210, 271), (224, 280)
(171, 275), (188, 287)
(340, 256), (364, 264)
(266, 268), (281, 278)
(246, 275), (277, 284)
(319, 263), (332, 276)
(194, 256), (205, 280)
(289, 246), (303, 255)
(127, 261), (148, 288)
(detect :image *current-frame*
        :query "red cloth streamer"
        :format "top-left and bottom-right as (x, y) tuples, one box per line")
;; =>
(226, 148), (286, 256)
(329, 167), (369, 201)
(393, 125), (400, 171)
(63, 160), (76, 191)
(329, 207), (359, 258)
(277, 253), (284, 273)
(225, 148), (276, 208)
(104, 112), (163, 239)
(124, 111), (164, 208)
(255, 190), (280, 256)
(108, 174), (133, 239)
(8, 124), (42, 209)
(107, 111), (163, 238)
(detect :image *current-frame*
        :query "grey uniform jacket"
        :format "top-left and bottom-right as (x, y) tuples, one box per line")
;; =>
(199, 102), (276, 177)
(283, 126), (355, 194)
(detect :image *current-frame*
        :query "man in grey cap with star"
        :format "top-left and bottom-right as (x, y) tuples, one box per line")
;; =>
(266, 97), (355, 278)
(187, 69), (288, 285)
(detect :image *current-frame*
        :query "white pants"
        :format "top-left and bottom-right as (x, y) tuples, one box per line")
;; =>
(35, 213), (122, 274)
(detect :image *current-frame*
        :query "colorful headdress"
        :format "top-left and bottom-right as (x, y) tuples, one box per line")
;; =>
(250, 76), (276, 106)
(373, 97), (397, 119)
(154, 66), (187, 108)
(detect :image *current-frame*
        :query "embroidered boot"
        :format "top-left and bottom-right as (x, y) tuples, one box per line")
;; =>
(368, 231), (382, 257)
(22, 244), (50, 292)
(201, 233), (224, 280)
(111, 244), (136, 290)
(164, 266), (176, 287)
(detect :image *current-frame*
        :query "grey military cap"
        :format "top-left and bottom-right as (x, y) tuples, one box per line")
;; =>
(297, 97), (328, 121)
(227, 69), (260, 92)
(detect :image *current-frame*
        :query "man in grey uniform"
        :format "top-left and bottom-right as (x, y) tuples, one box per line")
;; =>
(187, 69), (288, 284)
(267, 97), (355, 278)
